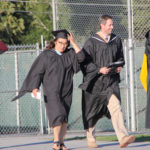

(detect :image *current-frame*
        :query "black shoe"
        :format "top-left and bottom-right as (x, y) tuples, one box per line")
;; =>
(60, 143), (68, 150)
(53, 141), (60, 150)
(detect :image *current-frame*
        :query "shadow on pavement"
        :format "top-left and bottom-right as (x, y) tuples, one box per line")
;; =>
(0, 140), (52, 149)
(129, 143), (150, 148)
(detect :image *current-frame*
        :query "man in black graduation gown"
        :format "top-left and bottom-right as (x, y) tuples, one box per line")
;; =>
(79, 15), (135, 148)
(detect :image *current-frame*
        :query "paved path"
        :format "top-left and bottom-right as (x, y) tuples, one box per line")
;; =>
(0, 134), (150, 150)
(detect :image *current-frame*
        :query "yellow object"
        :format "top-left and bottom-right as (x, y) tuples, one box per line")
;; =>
(140, 53), (148, 92)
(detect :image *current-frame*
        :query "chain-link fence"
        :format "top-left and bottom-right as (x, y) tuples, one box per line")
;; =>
(54, 0), (129, 132)
(0, 44), (45, 135)
(0, 0), (150, 136)
(53, 0), (150, 132)
(132, 0), (150, 132)
(0, 45), (128, 135)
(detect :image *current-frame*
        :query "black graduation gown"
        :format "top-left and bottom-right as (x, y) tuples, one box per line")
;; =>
(12, 48), (85, 127)
(145, 30), (150, 128)
(79, 33), (124, 129)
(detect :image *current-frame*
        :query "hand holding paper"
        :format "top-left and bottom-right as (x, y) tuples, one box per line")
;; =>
(31, 89), (41, 99)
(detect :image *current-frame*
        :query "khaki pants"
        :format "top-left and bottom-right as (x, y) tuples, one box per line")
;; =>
(87, 94), (128, 142)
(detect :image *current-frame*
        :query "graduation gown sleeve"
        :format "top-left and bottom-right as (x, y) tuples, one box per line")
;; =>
(79, 39), (100, 91)
(145, 38), (150, 61)
(12, 52), (46, 101)
(81, 39), (100, 73)
(116, 38), (124, 62)
(66, 48), (86, 73)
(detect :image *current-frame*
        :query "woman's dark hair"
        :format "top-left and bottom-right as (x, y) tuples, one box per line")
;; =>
(46, 39), (57, 50)
(46, 38), (70, 50)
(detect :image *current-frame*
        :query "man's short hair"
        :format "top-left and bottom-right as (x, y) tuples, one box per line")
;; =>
(99, 15), (113, 27)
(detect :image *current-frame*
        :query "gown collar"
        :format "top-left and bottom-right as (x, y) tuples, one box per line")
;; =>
(93, 33), (117, 43)
(53, 49), (62, 55)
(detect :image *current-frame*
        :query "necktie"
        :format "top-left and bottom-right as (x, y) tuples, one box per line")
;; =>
(105, 36), (109, 41)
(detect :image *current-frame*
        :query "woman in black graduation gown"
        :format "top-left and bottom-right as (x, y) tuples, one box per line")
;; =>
(12, 29), (85, 150)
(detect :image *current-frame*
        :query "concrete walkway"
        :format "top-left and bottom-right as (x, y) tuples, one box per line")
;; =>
(0, 133), (150, 150)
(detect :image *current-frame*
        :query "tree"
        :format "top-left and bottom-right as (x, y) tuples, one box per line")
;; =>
(0, 0), (53, 44)
(56, 0), (127, 45)
(0, 1), (25, 44)
(21, 0), (53, 44)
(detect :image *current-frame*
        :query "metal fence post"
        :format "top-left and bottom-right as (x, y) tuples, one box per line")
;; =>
(127, 0), (136, 132)
(124, 39), (130, 130)
(36, 43), (44, 134)
(41, 35), (44, 50)
(40, 35), (49, 134)
(14, 48), (20, 133)
(52, 0), (57, 30)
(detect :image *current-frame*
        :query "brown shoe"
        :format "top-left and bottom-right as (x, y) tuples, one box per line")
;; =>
(88, 141), (98, 148)
(120, 135), (135, 148)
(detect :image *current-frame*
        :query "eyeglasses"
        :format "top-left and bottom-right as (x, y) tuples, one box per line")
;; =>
(57, 41), (68, 46)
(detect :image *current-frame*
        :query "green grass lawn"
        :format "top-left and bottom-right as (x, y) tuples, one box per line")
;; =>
(68, 134), (150, 142)
(96, 134), (150, 142)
